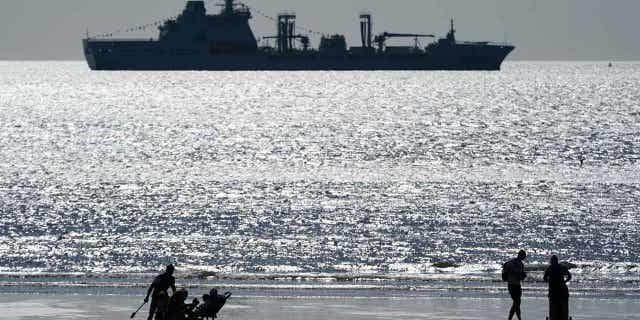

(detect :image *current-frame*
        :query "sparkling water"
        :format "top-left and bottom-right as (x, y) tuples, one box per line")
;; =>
(0, 61), (638, 295)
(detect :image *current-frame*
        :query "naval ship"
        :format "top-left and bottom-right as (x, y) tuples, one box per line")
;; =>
(82, 0), (515, 71)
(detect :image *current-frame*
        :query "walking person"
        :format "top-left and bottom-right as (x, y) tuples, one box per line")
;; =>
(503, 250), (527, 320)
(144, 265), (177, 320)
(544, 255), (572, 320)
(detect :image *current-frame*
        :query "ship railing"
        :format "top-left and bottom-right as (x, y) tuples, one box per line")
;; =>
(485, 41), (513, 46)
(456, 40), (513, 46)
(86, 38), (156, 42)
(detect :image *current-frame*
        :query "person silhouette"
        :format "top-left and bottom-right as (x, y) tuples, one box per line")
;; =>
(166, 289), (199, 320)
(503, 250), (527, 320)
(144, 265), (177, 320)
(544, 255), (572, 320)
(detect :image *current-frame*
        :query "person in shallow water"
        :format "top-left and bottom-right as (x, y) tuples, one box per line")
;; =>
(544, 255), (572, 320)
(145, 265), (177, 320)
(503, 250), (527, 320)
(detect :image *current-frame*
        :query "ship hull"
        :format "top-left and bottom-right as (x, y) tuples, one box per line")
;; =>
(83, 40), (514, 71)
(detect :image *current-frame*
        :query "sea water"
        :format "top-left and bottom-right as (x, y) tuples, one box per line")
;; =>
(0, 61), (638, 298)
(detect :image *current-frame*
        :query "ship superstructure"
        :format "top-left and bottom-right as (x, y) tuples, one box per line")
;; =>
(83, 0), (515, 70)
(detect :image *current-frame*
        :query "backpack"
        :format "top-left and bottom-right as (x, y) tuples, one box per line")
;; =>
(501, 262), (510, 282)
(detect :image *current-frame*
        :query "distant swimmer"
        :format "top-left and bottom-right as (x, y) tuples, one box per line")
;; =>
(544, 255), (572, 320)
(609, 62), (613, 68)
(144, 265), (177, 320)
(503, 250), (527, 320)
(578, 155), (585, 167)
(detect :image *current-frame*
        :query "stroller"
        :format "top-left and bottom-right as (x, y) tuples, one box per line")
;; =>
(191, 291), (232, 320)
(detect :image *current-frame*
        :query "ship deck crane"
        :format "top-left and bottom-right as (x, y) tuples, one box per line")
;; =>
(263, 13), (311, 52)
(374, 32), (435, 51)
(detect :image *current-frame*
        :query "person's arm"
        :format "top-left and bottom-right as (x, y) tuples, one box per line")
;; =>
(144, 284), (154, 302)
(520, 263), (527, 280)
(170, 279), (177, 295)
(565, 269), (572, 284)
(543, 269), (549, 283)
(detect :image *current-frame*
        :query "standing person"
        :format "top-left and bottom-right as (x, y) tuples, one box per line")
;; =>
(544, 255), (572, 320)
(503, 250), (527, 320)
(144, 264), (177, 320)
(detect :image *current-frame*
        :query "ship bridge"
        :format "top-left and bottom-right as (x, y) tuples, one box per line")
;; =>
(158, 0), (257, 53)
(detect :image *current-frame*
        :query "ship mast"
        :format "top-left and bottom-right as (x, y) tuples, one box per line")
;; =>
(225, 0), (234, 15)
(447, 18), (456, 42)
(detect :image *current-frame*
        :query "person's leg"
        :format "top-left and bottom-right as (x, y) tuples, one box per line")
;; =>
(157, 296), (169, 320)
(513, 285), (522, 320)
(513, 299), (522, 320)
(508, 285), (520, 320)
(549, 300), (558, 320)
(148, 298), (158, 320)
(509, 303), (516, 320)
(561, 299), (569, 320)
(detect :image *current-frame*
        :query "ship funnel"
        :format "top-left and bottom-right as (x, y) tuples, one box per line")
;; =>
(288, 21), (295, 50)
(359, 14), (373, 48)
(277, 13), (297, 52)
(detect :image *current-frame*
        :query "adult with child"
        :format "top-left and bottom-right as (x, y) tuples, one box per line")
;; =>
(144, 265), (177, 320)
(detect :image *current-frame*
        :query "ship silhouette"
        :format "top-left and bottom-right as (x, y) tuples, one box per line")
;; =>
(82, 0), (515, 71)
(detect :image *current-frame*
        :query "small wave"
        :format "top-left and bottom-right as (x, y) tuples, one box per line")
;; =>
(0, 271), (157, 279)
(1, 261), (638, 283)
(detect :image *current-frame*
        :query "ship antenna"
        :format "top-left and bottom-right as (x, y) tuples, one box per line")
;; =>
(451, 18), (455, 35)
(447, 18), (456, 42)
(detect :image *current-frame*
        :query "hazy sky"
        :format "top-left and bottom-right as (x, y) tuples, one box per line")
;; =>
(0, 0), (638, 60)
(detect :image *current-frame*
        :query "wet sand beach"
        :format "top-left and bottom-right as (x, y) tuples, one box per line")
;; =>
(1, 294), (639, 320)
